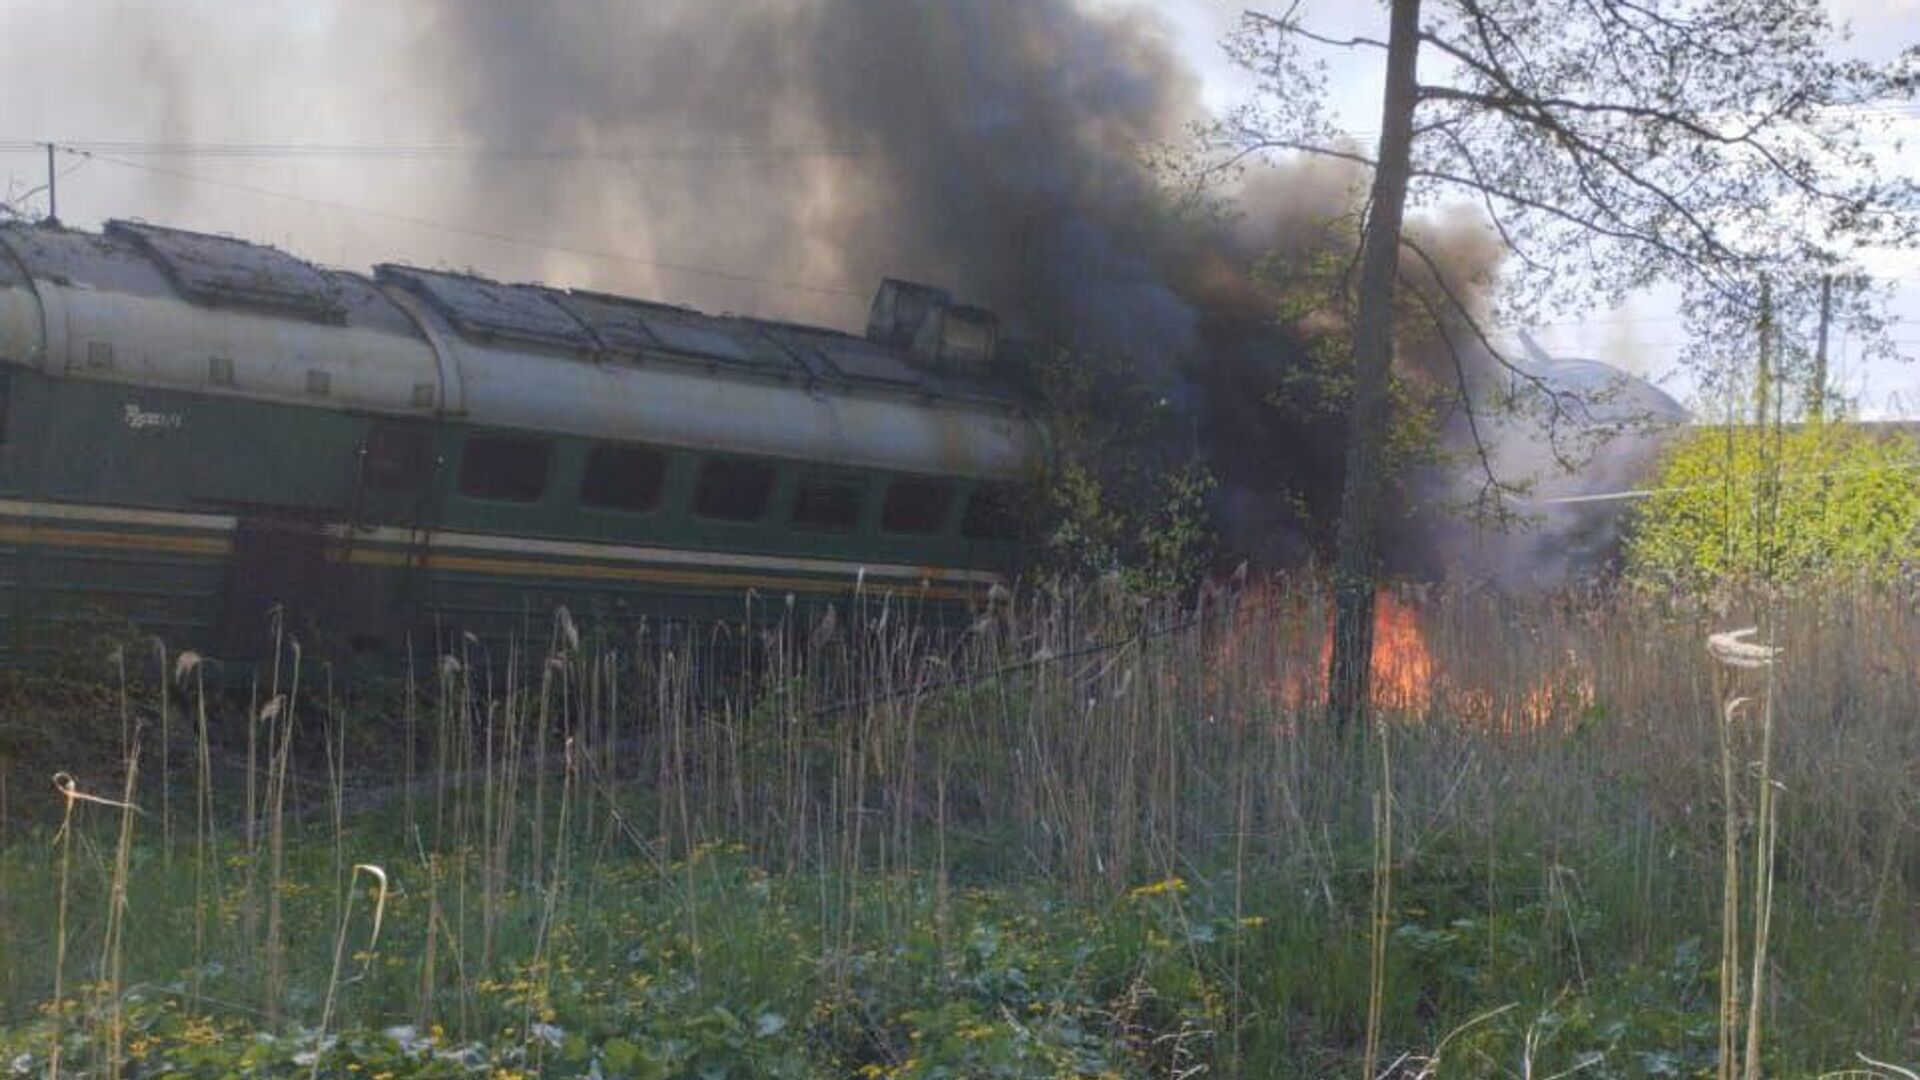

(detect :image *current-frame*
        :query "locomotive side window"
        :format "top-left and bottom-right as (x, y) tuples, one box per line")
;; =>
(881, 478), (955, 535)
(790, 470), (865, 533)
(692, 456), (776, 522)
(961, 484), (1020, 541)
(458, 434), (553, 503)
(581, 443), (668, 513)
(364, 423), (431, 494)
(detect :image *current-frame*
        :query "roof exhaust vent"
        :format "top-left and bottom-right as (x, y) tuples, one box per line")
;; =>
(866, 279), (950, 348)
(866, 278), (999, 371)
(911, 303), (998, 370)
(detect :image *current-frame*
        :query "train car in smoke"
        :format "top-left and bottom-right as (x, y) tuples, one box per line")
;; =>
(0, 219), (1043, 665)
(1437, 333), (1692, 584)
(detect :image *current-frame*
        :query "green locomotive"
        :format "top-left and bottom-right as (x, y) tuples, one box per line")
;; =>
(0, 219), (1043, 665)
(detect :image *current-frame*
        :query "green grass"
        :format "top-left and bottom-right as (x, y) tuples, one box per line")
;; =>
(0, 581), (1916, 1077)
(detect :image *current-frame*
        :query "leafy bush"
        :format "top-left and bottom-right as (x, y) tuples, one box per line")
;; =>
(1624, 421), (1920, 587)
(1020, 344), (1217, 592)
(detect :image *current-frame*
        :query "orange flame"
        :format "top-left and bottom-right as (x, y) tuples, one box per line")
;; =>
(1363, 590), (1433, 712)
(1210, 581), (1590, 729)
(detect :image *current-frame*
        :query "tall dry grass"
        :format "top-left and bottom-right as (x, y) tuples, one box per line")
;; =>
(1, 576), (1915, 1072)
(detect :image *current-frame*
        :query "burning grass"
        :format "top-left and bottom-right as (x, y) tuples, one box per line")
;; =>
(1211, 583), (1587, 729)
(0, 579), (1915, 1076)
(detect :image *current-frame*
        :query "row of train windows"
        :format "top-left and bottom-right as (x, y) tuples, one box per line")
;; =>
(441, 433), (1018, 541)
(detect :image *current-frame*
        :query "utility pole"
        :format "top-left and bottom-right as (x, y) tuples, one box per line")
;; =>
(1810, 273), (1833, 422)
(43, 142), (56, 225)
(1754, 278), (1781, 579)
(1754, 277), (1772, 430)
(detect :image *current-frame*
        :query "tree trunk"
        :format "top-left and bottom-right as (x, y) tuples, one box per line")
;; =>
(1328, 0), (1422, 735)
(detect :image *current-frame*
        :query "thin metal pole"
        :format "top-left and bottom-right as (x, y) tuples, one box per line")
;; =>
(44, 142), (56, 223)
(1754, 277), (1772, 430)
(1811, 273), (1833, 421)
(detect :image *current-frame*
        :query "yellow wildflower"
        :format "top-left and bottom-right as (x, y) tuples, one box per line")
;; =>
(1127, 877), (1188, 899)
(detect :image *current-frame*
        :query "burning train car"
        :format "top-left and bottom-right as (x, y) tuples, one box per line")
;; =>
(1435, 334), (1693, 584)
(0, 219), (1044, 664)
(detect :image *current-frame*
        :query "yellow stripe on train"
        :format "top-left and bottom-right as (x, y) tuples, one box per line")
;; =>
(0, 521), (982, 603)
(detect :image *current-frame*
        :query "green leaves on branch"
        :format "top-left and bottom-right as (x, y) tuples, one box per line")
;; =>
(1024, 346), (1217, 593)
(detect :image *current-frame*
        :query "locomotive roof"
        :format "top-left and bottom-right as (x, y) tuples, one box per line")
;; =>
(1, 219), (1023, 407)
(0, 222), (425, 337)
(1519, 355), (1690, 427)
(0, 219), (1041, 479)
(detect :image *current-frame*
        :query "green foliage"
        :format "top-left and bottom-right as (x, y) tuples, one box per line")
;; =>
(1018, 188), (1466, 588)
(1023, 345), (1217, 592)
(1257, 223), (1453, 500)
(1625, 422), (1920, 587)
(5, 586), (1918, 1076)
(6, 807), (1904, 1079)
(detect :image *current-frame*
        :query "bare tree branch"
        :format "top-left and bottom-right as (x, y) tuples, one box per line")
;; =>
(1401, 273), (1524, 511)
(1398, 234), (1590, 472)
(1418, 84), (1864, 209)
(1242, 6), (1392, 51)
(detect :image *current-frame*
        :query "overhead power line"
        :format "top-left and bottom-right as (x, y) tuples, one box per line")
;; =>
(0, 139), (875, 162)
(4, 99), (1911, 161)
(55, 147), (867, 300)
(1521, 456), (1920, 507)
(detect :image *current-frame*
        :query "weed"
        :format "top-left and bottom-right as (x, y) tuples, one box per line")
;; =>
(0, 579), (1914, 1075)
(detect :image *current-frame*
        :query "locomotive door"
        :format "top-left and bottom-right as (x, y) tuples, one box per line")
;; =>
(220, 515), (337, 659)
(343, 419), (443, 653)
(0, 368), (45, 659)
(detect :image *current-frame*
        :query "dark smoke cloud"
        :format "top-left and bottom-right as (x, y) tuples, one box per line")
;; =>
(426, 0), (1213, 368)
(3, 0), (1580, 578)
(422, 0), (1438, 568)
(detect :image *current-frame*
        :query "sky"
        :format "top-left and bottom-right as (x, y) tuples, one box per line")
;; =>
(1138, 0), (1920, 418)
(1, 0), (1916, 416)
